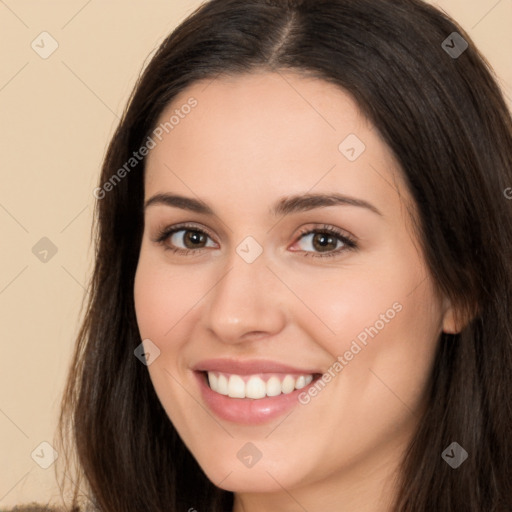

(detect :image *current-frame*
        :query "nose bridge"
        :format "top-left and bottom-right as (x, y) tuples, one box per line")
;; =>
(203, 244), (286, 342)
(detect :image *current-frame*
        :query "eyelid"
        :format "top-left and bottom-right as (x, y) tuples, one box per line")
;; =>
(153, 221), (218, 244)
(293, 224), (356, 246)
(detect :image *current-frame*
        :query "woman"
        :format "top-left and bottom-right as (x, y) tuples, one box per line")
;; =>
(19, 0), (512, 510)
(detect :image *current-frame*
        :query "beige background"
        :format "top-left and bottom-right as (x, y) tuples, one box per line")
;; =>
(1, 0), (511, 508)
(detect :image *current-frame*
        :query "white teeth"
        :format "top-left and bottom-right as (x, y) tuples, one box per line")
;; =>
(266, 376), (282, 397)
(217, 374), (229, 395)
(228, 375), (245, 398)
(246, 376), (267, 399)
(281, 375), (296, 394)
(295, 375), (306, 389)
(208, 372), (218, 390)
(207, 372), (315, 399)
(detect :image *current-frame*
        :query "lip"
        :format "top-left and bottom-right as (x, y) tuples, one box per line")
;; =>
(192, 358), (321, 425)
(192, 358), (321, 375)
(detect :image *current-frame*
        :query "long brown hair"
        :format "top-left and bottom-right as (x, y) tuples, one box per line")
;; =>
(55, 0), (512, 510)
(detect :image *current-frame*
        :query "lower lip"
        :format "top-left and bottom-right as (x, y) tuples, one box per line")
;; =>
(195, 371), (317, 425)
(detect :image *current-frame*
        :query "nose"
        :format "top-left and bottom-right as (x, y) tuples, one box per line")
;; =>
(201, 251), (287, 345)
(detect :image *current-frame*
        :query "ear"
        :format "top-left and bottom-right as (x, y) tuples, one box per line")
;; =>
(441, 296), (475, 334)
(441, 302), (460, 334)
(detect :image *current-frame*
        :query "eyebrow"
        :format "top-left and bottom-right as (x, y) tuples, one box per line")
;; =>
(144, 192), (382, 217)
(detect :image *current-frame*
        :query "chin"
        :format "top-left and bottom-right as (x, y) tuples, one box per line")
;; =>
(210, 466), (299, 494)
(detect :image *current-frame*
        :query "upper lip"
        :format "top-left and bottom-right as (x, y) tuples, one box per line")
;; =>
(192, 358), (321, 375)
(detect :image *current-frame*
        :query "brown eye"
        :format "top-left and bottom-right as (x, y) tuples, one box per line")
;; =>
(178, 230), (208, 249)
(311, 232), (339, 252)
(156, 225), (217, 254)
(296, 230), (346, 253)
(291, 226), (357, 259)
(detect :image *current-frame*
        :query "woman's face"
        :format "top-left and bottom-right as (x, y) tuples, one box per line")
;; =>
(134, 71), (456, 500)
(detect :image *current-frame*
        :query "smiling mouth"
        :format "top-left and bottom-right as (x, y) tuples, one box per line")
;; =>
(201, 371), (321, 399)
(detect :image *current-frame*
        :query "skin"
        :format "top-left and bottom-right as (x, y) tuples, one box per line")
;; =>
(133, 71), (459, 512)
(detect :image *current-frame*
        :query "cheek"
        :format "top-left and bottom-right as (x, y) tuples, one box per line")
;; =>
(316, 271), (442, 424)
(133, 255), (201, 341)
(133, 257), (202, 425)
(281, 263), (410, 356)
(284, 273), (442, 475)
(288, 256), (443, 407)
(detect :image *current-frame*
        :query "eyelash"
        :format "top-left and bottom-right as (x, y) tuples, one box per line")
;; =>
(154, 222), (358, 259)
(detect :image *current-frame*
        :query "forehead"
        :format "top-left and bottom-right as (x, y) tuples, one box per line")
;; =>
(144, 71), (413, 222)
(148, 71), (364, 167)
